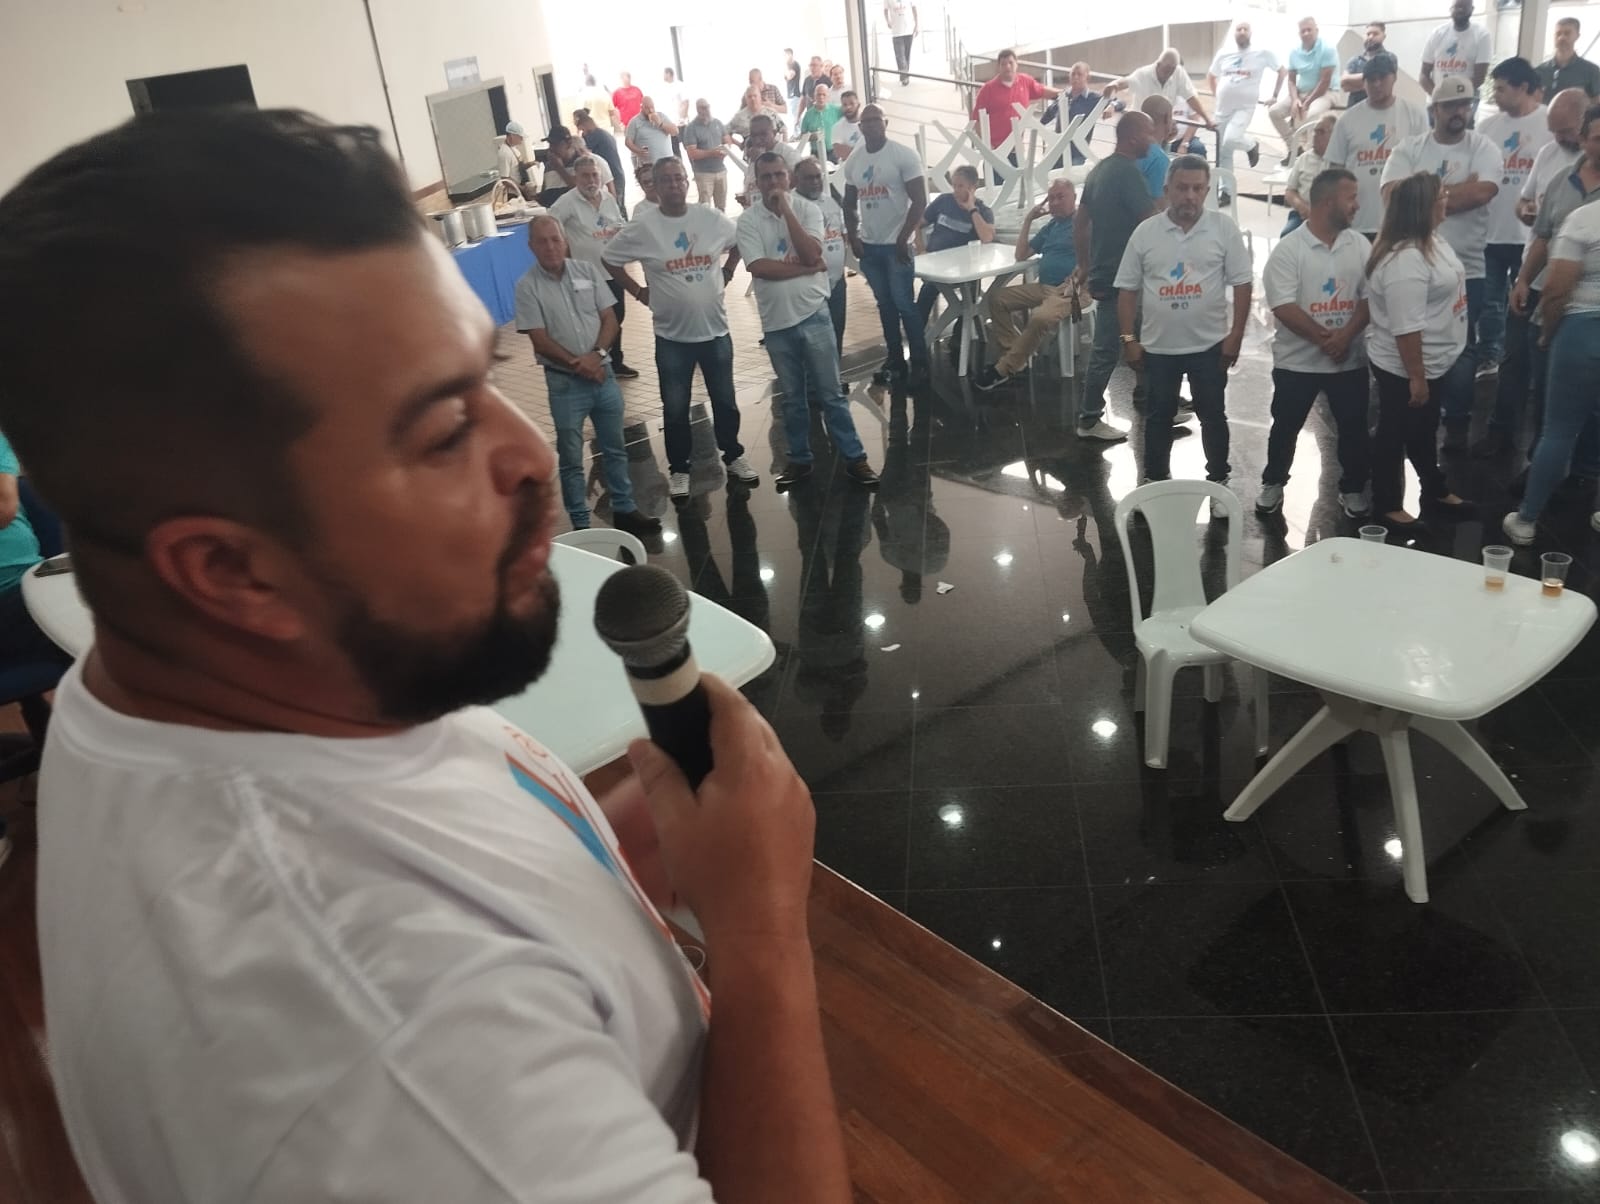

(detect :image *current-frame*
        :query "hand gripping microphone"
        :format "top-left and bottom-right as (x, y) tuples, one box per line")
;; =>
(593, 565), (713, 788)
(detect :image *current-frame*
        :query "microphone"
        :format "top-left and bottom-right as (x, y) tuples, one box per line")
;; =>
(593, 565), (714, 788)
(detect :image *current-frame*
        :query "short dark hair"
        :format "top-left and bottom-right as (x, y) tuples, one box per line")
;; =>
(755, 151), (788, 170)
(1363, 52), (1399, 79)
(1367, 20), (1386, 33)
(1558, 17), (1581, 33)
(1167, 153), (1211, 183)
(998, 49), (1018, 62)
(0, 109), (420, 599)
(1309, 167), (1356, 206)
(1584, 101), (1600, 137)
(1491, 56), (1541, 93)
(841, 90), (859, 101)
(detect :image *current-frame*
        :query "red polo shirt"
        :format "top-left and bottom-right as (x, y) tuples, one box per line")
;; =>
(971, 73), (1048, 147)
(612, 85), (644, 127)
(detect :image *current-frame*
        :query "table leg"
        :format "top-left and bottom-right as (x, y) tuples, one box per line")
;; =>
(1411, 716), (1528, 812)
(958, 283), (978, 378)
(1377, 725), (1429, 903)
(1223, 704), (1354, 820)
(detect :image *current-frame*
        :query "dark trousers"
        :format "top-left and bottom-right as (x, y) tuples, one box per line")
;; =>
(1479, 242), (1523, 365)
(893, 34), (914, 82)
(828, 276), (847, 356)
(1143, 345), (1230, 482)
(656, 333), (745, 473)
(605, 280), (630, 369)
(1489, 285), (1538, 435)
(1263, 367), (1370, 494)
(1371, 365), (1448, 513)
(915, 281), (962, 354)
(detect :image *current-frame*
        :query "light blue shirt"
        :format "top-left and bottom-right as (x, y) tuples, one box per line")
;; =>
(0, 432), (40, 591)
(1289, 40), (1339, 94)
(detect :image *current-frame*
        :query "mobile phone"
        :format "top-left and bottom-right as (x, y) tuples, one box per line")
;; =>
(34, 554), (72, 577)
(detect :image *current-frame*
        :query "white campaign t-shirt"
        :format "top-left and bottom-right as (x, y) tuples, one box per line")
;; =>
(1477, 106), (1551, 245)
(1263, 224), (1370, 373)
(38, 663), (713, 1204)
(1381, 131), (1502, 277)
(1366, 241), (1469, 379)
(815, 191), (848, 283)
(1209, 46), (1280, 115)
(1422, 20), (1493, 81)
(1326, 99), (1431, 234)
(833, 117), (863, 157)
(843, 139), (925, 245)
(1125, 62), (1196, 108)
(1113, 208), (1254, 354)
(887, 0), (915, 36)
(736, 194), (832, 331)
(604, 204), (739, 341)
(1524, 140), (1580, 205)
(550, 187), (626, 268)
(1550, 200), (1600, 315)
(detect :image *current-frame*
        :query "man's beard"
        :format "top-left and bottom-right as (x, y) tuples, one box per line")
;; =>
(326, 484), (562, 724)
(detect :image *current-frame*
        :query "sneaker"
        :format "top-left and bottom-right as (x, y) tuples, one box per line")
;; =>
(613, 363), (641, 379)
(1471, 429), (1512, 458)
(1218, 189), (1232, 208)
(974, 365), (1013, 392)
(1172, 408), (1194, 425)
(1591, 511), (1600, 533)
(1076, 419), (1128, 442)
(1209, 479), (1234, 520)
(846, 460), (880, 489)
(669, 471), (690, 500)
(1502, 511), (1537, 546)
(1339, 489), (1371, 518)
(872, 363), (907, 386)
(725, 455), (760, 487)
(1246, 141), (1261, 168)
(1280, 154), (1292, 167)
(1475, 361), (1500, 380)
(1255, 483), (1284, 514)
(775, 463), (814, 491)
(612, 508), (661, 536)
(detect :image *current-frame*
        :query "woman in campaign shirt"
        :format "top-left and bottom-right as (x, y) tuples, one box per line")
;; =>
(1365, 173), (1475, 530)
(914, 165), (995, 341)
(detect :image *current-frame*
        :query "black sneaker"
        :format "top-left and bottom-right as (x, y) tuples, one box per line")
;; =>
(974, 365), (1012, 392)
(775, 463), (815, 491)
(612, 508), (661, 535)
(846, 460), (880, 489)
(871, 363), (907, 386)
(612, 363), (640, 379)
(1246, 141), (1261, 168)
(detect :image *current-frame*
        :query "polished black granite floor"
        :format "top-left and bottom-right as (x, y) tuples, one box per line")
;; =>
(569, 304), (1600, 1200)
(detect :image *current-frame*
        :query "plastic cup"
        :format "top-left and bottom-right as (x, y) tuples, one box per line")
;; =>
(1358, 525), (1387, 544)
(1482, 545), (1513, 591)
(1541, 552), (1573, 597)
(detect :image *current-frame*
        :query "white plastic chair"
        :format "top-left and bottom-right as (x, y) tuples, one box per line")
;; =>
(1112, 480), (1270, 769)
(1052, 297), (1095, 376)
(1261, 117), (1322, 219)
(554, 528), (647, 564)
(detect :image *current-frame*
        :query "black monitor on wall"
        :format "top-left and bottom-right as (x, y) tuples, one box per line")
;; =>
(128, 65), (257, 115)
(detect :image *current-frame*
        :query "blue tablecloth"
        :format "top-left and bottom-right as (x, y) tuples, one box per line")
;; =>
(451, 230), (537, 326)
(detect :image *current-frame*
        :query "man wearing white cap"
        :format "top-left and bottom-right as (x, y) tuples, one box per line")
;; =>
(1381, 73), (1500, 449)
(497, 121), (528, 183)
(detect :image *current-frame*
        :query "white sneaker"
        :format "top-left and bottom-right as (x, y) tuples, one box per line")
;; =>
(1475, 361), (1500, 380)
(1255, 483), (1283, 513)
(669, 471), (691, 500)
(1210, 479), (1234, 520)
(1502, 511), (1537, 546)
(1340, 489), (1371, 518)
(725, 455), (760, 486)
(1076, 419), (1127, 443)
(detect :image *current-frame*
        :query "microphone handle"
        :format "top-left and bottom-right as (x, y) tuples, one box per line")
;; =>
(627, 645), (714, 789)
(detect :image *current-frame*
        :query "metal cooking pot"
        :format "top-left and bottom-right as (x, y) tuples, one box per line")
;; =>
(433, 209), (467, 247)
(461, 203), (498, 241)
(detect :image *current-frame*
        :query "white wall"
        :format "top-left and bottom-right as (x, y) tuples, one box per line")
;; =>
(0, 0), (557, 196)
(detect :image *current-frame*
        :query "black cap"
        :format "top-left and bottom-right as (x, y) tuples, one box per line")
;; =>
(543, 124), (572, 143)
(1363, 52), (1398, 79)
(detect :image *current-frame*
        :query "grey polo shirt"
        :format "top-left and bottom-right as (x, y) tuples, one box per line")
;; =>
(512, 258), (611, 369)
(683, 117), (728, 173)
(1533, 165), (1600, 293)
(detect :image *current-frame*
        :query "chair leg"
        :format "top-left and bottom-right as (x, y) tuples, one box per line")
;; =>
(1133, 657), (1147, 712)
(1224, 704), (1352, 820)
(1252, 666), (1270, 757)
(1378, 726), (1429, 903)
(1412, 716), (1527, 812)
(1202, 663), (1224, 704)
(1143, 653), (1177, 769)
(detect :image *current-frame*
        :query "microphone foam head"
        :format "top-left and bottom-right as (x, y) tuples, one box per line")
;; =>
(593, 564), (692, 669)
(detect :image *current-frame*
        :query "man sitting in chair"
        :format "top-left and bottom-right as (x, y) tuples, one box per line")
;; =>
(975, 178), (1083, 394)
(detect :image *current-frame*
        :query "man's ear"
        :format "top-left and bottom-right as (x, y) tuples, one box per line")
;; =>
(143, 517), (310, 643)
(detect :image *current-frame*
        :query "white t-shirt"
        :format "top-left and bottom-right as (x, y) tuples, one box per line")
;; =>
(833, 117), (863, 157)
(842, 139), (925, 245)
(1325, 99), (1431, 234)
(1550, 200), (1600, 315)
(1113, 208), (1254, 354)
(1477, 106), (1551, 244)
(663, 79), (690, 121)
(1524, 140), (1580, 204)
(1125, 61), (1196, 108)
(1381, 131), (1502, 277)
(38, 663), (713, 1204)
(736, 194), (832, 331)
(1263, 224), (1370, 373)
(815, 191), (848, 282)
(550, 187), (626, 268)
(1366, 241), (1469, 378)
(1284, 148), (1325, 201)
(886, 0), (916, 36)
(604, 204), (739, 341)
(1422, 21), (1493, 81)
(1209, 46), (1280, 115)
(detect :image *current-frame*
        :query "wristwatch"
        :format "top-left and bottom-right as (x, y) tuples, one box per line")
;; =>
(1120, 334), (1138, 344)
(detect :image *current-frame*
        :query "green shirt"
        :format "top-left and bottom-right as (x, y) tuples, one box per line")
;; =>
(0, 432), (40, 591)
(798, 103), (842, 158)
(1081, 153), (1155, 296)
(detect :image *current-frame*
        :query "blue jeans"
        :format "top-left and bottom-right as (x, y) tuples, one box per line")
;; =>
(655, 333), (744, 474)
(1143, 346), (1230, 482)
(1520, 311), (1600, 521)
(1479, 243), (1523, 366)
(1490, 286), (1539, 435)
(1079, 287), (1137, 425)
(545, 365), (636, 527)
(765, 309), (867, 464)
(858, 242), (927, 370)
(1439, 275), (1483, 425)
(1280, 210), (1304, 238)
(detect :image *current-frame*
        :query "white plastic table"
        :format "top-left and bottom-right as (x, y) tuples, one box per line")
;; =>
(1191, 537), (1597, 903)
(21, 545), (776, 778)
(913, 242), (1036, 377)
